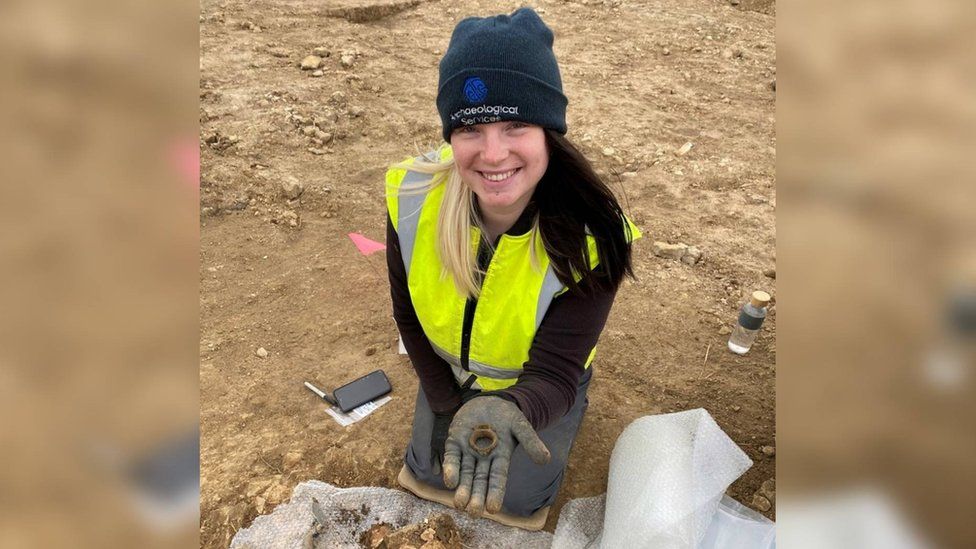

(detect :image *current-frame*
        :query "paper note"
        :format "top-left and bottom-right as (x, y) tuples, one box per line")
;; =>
(325, 396), (392, 427)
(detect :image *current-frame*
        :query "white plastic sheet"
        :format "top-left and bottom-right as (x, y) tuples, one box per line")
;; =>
(700, 495), (776, 549)
(598, 409), (757, 548)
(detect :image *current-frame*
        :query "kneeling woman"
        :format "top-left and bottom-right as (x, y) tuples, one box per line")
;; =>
(386, 7), (640, 523)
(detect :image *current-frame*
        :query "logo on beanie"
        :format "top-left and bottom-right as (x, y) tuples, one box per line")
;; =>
(463, 77), (488, 104)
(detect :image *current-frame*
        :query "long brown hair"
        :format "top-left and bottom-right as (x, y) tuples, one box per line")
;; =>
(536, 130), (636, 295)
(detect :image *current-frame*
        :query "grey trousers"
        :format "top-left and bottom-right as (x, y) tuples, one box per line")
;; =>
(404, 368), (592, 517)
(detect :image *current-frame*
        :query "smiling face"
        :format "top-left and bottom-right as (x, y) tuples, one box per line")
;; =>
(450, 121), (549, 219)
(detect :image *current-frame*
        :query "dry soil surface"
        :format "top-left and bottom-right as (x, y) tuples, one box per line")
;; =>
(200, 0), (776, 546)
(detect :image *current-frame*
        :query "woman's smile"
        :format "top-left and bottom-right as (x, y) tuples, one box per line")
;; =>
(478, 167), (522, 188)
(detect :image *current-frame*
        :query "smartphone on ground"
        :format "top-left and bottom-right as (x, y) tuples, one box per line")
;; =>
(333, 369), (392, 413)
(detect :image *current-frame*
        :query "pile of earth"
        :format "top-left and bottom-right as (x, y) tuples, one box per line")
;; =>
(358, 514), (466, 549)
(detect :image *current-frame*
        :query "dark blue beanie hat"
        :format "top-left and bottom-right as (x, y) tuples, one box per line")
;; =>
(437, 7), (568, 142)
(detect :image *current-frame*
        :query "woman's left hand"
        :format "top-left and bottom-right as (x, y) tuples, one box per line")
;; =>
(442, 396), (550, 516)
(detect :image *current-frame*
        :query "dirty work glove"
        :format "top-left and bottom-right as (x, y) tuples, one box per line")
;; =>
(442, 396), (550, 516)
(430, 412), (454, 476)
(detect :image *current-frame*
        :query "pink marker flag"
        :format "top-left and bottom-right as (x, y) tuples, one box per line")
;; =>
(348, 233), (386, 256)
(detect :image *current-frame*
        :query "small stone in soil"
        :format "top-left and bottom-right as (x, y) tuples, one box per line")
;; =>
(681, 246), (703, 265)
(752, 494), (772, 512)
(363, 523), (391, 548)
(652, 241), (688, 260)
(300, 55), (323, 70)
(281, 177), (304, 199)
(256, 347), (269, 358)
(283, 451), (303, 469)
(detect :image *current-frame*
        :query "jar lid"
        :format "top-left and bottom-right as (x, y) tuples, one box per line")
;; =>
(750, 291), (771, 308)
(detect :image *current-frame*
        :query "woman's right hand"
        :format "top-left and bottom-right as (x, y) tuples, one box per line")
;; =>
(442, 396), (550, 516)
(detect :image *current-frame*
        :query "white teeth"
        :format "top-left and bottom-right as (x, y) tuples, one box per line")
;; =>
(482, 169), (517, 182)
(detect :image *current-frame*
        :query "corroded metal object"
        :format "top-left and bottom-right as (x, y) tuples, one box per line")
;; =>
(469, 424), (498, 456)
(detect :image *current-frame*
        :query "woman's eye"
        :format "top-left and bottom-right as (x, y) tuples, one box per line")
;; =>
(509, 122), (527, 130)
(455, 126), (476, 135)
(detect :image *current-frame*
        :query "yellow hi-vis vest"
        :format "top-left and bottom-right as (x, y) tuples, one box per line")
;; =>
(386, 150), (641, 391)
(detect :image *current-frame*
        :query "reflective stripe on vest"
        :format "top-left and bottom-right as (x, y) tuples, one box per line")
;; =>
(394, 169), (429, 280)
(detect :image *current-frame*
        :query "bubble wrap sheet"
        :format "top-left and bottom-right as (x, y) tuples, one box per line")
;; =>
(599, 408), (756, 549)
(229, 480), (553, 549)
(232, 409), (773, 548)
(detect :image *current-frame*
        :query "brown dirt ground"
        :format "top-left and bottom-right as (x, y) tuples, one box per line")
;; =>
(199, 0), (776, 547)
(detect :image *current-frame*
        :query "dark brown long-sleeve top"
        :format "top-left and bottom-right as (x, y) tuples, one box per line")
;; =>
(387, 203), (620, 432)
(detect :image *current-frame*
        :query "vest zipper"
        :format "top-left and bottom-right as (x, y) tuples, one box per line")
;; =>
(460, 236), (495, 373)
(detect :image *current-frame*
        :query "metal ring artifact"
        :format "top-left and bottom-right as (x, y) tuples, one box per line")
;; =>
(469, 424), (498, 456)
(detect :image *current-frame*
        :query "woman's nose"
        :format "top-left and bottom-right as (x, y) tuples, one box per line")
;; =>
(481, 130), (508, 164)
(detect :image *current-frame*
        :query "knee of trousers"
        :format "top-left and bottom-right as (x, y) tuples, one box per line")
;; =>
(404, 440), (449, 490)
(500, 465), (565, 516)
